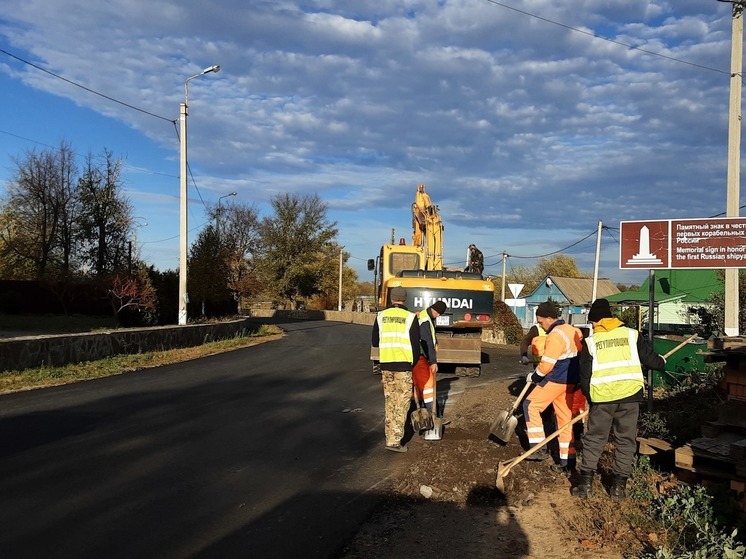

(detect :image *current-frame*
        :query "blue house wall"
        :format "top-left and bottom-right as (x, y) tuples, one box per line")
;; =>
(518, 281), (585, 328)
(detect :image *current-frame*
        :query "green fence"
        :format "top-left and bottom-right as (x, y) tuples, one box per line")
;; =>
(651, 335), (708, 387)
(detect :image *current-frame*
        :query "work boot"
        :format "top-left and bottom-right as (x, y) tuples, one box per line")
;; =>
(571, 470), (594, 498)
(524, 447), (550, 462)
(609, 474), (628, 501)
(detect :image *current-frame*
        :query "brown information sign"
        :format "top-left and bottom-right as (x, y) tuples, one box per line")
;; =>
(620, 218), (746, 269)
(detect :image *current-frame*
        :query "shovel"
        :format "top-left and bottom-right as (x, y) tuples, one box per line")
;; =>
(489, 380), (533, 444)
(423, 369), (443, 440)
(411, 386), (434, 433)
(496, 409), (589, 492)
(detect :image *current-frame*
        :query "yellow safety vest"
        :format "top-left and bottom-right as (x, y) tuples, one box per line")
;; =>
(530, 325), (546, 364)
(377, 307), (417, 364)
(417, 309), (437, 355)
(585, 327), (644, 402)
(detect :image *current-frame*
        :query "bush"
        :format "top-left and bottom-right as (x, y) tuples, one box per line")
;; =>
(492, 300), (524, 345)
(643, 485), (746, 558)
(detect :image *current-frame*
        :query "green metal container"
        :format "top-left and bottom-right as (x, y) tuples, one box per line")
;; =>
(651, 335), (707, 387)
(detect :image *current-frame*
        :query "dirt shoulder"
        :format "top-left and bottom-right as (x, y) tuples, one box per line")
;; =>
(338, 369), (625, 558)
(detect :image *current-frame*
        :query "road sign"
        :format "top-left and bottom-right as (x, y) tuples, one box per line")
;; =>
(508, 283), (524, 298)
(620, 218), (746, 269)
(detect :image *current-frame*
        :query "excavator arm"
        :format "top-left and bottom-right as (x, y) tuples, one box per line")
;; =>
(411, 183), (444, 270)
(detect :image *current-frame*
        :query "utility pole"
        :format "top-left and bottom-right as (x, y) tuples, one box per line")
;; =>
(501, 252), (507, 302)
(725, 0), (744, 336)
(591, 220), (602, 304)
(338, 248), (344, 311)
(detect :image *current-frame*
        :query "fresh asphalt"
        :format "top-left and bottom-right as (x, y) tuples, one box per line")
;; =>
(0, 319), (523, 559)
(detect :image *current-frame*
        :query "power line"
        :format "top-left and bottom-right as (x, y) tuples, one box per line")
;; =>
(0, 47), (176, 123)
(482, 0), (730, 75)
(506, 228), (599, 260)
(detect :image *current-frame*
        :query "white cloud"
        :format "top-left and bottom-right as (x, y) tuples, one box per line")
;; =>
(0, 0), (738, 283)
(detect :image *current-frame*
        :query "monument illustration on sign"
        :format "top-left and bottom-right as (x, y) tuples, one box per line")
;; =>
(625, 225), (662, 266)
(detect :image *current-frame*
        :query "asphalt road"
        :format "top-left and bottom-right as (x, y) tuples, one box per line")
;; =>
(0, 319), (522, 559)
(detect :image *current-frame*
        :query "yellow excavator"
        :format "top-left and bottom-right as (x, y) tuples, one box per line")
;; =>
(369, 184), (494, 376)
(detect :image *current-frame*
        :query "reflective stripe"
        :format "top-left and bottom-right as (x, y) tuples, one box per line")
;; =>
(418, 309), (437, 343)
(377, 308), (416, 364)
(586, 327), (644, 402)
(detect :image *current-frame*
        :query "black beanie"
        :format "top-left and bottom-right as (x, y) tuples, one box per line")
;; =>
(430, 301), (447, 315)
(588, 299), (613, 322)
(536, 301), (558, 319)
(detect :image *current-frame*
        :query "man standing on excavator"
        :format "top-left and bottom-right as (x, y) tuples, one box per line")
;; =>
(467, 244), (484, 274)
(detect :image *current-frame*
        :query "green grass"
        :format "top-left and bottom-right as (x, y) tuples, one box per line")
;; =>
(0, 324), (283, 393)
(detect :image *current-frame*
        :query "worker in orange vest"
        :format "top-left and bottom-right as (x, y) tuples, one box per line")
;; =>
(521, 301), (583, 472)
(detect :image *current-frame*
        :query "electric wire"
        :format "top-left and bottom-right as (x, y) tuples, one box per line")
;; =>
(482, 0), (730, 76)
(0, 47), (176, 123)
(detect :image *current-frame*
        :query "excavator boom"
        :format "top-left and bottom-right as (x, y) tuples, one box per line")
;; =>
(411, 184), (443, 270)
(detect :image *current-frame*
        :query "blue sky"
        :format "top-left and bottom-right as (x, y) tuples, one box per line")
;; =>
(0, 0), (739, 286)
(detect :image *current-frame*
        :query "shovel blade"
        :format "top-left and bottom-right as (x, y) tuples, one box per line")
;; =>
(496, 461), (508, 492)
(411, 408), (433, 432)
(490, 410), (518, 443)
(423, 417), (443, 440)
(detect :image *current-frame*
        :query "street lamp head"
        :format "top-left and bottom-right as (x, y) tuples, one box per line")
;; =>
(203, 65), (220, 75)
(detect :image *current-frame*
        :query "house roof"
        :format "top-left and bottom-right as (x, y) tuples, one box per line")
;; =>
(606, 269), (721, 305)
(539, 276), (621, 305)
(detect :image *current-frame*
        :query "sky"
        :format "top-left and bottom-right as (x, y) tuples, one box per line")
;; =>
(0, 0), (740, 288)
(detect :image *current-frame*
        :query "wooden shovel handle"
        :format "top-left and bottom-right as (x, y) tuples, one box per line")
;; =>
(509, 380), (533, 414)
(500, 409), (589, 479)
(661, 333), (699, 359)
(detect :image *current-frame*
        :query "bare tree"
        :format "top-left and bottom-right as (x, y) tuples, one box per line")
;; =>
(0, 141), (78, 279)
(77, 150), (133, 275)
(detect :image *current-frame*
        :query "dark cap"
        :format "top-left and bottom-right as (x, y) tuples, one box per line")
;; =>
(430, 301), (447, 315)
(588, 298), (613, 322)
(536, 301), (558, 319)
(390, 287), (407, 302)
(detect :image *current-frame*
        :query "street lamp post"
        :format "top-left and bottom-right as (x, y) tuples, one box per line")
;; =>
(217, 191), (237, 239)
(179, 64), (220, 326)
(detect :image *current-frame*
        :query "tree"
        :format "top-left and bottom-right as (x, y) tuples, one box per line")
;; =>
(694, 269), (746, 337)
(220, 202), (262, 313)
(305, 244), (358, 310)
(505, 254), (587, 297)
(257, 193), (338, 309)
(0, 141), (78, 279)
(535, 254), (586, 279)
(188, 224), (232, 316)
(77, 150), (133, 276)
(107, 265), (158, 325)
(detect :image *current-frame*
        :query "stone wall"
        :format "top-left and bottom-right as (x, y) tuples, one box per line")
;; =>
(0, 318), (262, 372)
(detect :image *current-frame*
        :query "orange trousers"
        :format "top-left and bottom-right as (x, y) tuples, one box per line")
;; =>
(522, 381), (576, 465)
(412, 355), (435, 411)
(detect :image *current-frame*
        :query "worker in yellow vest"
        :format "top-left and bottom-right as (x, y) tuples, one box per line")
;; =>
(520, 323), (546, 365)
(573, 299), (666, 500)
(413, 301), (447, 415)
(371, 287), (420, 453)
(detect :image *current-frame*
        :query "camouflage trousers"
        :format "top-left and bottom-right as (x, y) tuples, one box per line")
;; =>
(381, 369), (413, 446)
